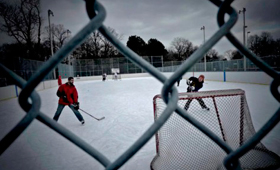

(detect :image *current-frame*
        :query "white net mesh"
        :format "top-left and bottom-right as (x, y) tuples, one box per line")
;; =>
(151, 89), (280, 170)
(111, 68), (121, 80)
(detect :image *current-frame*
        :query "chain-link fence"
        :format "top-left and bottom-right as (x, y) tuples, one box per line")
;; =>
(71, 56), (280, 75)
(1, 55), (278, 87)
(0, 0), (279, 169)
(0, 57), (73, 87)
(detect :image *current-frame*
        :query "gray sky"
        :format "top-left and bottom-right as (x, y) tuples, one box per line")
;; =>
(1, 0), (280, 55)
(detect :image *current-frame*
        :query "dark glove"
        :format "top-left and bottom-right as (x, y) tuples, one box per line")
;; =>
(57, 90), (68, 103)
(62, 95), (68, 103)
(73, 102), (79, 110)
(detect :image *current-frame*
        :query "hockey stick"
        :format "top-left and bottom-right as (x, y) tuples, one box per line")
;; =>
(79, 108), (105, 121)
(71, 105), (105, 121)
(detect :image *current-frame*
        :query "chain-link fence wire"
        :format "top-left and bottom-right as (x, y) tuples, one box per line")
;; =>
(0, 0), (279, 169)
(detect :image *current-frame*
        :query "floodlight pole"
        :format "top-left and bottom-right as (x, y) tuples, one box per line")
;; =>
(48, 10), (54, 57)
(201, 26), (206, 72)
(66, 29), (72, 76)
(239, 8), (247, 71)
(48, 9), (56, 79)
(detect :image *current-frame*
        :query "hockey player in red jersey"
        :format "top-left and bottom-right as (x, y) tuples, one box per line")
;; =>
(184, 75), (210, 111)
(53, 77), (85, 124)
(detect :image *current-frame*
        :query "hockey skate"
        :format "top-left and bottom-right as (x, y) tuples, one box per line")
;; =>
(202, 107), (210, 111)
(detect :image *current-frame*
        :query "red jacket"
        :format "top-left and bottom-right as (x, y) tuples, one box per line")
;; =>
(57, 83), (78, 105)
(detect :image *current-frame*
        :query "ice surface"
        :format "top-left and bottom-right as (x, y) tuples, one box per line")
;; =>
(0, 77), (279, 170)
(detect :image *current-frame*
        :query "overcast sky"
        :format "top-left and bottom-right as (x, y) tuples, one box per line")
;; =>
(1, 0), (280, 55)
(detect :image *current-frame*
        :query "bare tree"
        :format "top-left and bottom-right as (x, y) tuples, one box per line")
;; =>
(248, 32), (275, 57)
(72, 27), (123, 59)
(52, 24), (71, 49)
(205, 49), (219, 62)
(33, 0), (42, 46)
(231, 50), (243, 60)
(90, 31), (104, 57)
(100, 27), (123, 57)
(224, 49), (234, 60)
(165, 48), (177, 61)
(170, 37), (193, 60)
(44, 24), (71, 51)
(218, 55), (226, 61)
(72, 31), (103, 59)
(0, 0), (42, 58)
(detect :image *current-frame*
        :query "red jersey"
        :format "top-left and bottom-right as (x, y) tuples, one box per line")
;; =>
(56, 83), (78, 105)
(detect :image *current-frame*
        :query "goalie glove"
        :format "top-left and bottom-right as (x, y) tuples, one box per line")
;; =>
(191, 86), (195, 91)
(187, 86), (195, 92)
(187, 80), (193, 85)
(73, 102), (80, 110)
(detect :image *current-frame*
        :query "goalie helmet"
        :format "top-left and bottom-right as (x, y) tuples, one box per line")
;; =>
(198, 75), (205, 81)
(199, 75), (205, 79)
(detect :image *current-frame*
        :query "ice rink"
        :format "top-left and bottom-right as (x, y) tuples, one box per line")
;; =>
(0, 77), (279, 170)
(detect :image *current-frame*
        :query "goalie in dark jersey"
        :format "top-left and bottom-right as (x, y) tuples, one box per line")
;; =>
(184, 75), (210, 111)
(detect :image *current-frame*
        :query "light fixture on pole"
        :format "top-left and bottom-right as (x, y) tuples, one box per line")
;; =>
(48, 9), (56, 79)
(201, 26), (206, 72)
(66, 29), (71, 36)
(239, 7), (247, 71)
(66, 29), (72, 65)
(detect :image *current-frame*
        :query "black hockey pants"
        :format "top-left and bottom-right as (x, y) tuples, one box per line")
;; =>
(184, 98), (207, 111)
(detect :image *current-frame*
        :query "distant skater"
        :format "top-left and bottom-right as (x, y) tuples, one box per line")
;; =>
(177, 76), (182, 86)
(53, 77), (85, 124)
(114, 72), (118, 80)
(102, 73), (107, 81)
(184, 75), (210, 111)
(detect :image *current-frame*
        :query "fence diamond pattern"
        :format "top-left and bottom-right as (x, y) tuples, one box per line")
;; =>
(0, 0), (279, 170)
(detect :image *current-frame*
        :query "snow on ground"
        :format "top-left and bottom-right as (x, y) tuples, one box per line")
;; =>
(0, 77), (279, 170)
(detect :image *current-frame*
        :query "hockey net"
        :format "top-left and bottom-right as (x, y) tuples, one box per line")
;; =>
(151, 89), (280, 170)
(111, 68), (121, 80)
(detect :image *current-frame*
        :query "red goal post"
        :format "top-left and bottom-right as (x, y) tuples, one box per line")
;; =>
(151, 89), (280, 170)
